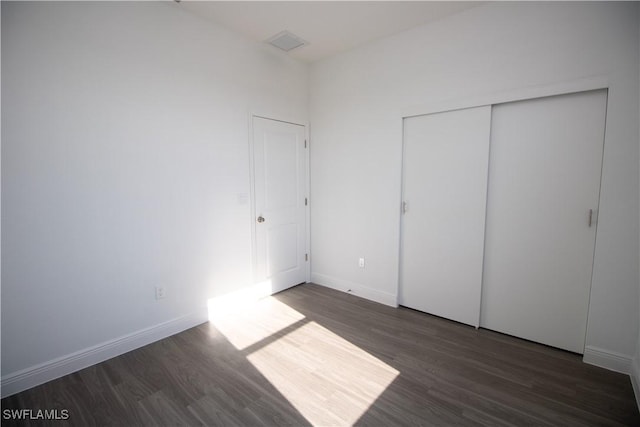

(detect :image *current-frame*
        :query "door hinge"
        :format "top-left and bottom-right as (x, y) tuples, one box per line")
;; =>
(305, 253), (309, 261)
(402, 201), (408, 214)
(305, 197), (308, 206)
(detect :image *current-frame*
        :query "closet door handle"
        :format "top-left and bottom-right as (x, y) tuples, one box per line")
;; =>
(588, 209), (594, 227)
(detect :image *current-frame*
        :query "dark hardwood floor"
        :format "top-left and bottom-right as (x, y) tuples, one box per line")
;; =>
(3, 283), (639, 426)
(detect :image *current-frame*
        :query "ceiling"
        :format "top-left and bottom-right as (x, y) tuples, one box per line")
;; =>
(175, 1), (481, 63)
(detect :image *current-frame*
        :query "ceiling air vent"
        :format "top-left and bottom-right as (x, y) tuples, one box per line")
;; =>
(266, 31), (308, 52)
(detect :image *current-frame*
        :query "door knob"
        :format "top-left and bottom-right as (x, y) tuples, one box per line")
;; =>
(257, 216), (265, 223)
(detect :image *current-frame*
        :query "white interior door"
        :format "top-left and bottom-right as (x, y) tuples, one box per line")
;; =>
(480, 90), (607, 353)
(252, 117), (308, 293)
(400, 106), (491, 327)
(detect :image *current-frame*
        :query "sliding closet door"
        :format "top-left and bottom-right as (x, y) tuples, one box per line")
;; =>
(400, 106), (491, 327)
(481, 90), (607, 353)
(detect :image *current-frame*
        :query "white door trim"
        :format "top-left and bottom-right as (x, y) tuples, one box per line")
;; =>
(401, 75), (609, 119)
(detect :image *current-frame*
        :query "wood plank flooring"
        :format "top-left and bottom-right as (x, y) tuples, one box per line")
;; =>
(3, 283), (639, 426)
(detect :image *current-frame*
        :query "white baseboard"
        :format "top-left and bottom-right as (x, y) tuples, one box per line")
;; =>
(311, 272), (397, 307)
(630, 356), (640, 410)
(583, 345), (633, 374)
(1, 309), (208, 399)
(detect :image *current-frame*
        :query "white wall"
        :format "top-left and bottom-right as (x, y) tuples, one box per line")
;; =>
(310, 2), (640, 364)
(1, 1), (307, 387)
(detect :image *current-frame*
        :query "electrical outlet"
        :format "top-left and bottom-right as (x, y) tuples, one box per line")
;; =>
(155, 286), (165, 300)
(359, 257), (365, 268)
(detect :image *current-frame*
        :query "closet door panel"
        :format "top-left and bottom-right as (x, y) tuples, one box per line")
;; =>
(400, 106), (491, 327)
(480, 90), (607, 353)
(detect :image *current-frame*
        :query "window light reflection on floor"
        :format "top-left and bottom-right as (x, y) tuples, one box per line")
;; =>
(208, 281), (305, 350)
(207, 285), (399, 425)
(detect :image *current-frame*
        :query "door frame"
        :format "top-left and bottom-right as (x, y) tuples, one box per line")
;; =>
(248, 113), (311, 289)
(397, 77), (610, 348)
(397, 76), (610, 308)
(401, 75), (609, 120)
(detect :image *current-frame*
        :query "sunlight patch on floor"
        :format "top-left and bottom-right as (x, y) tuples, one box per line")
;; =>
(247, 320), (399, 425)
(209, 292), (399, 425)
(207, 282), (305, 350)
